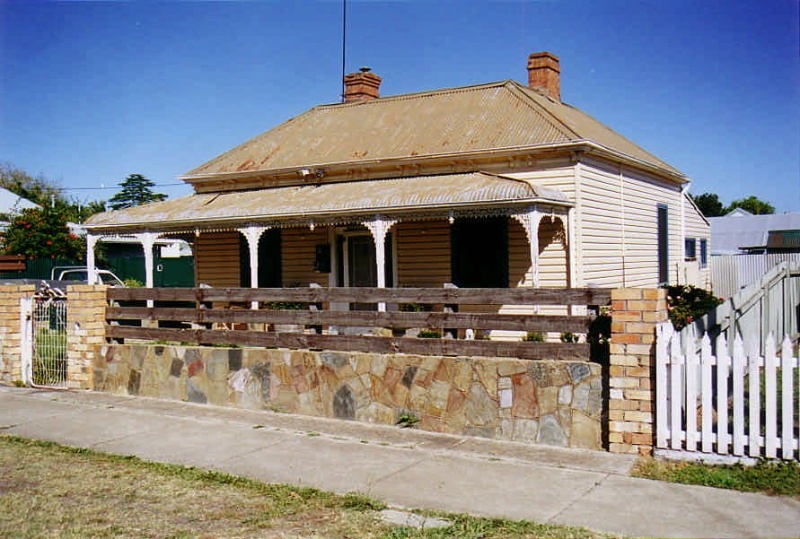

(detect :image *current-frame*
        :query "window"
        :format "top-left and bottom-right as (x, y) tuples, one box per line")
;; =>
(684, 238), (696, 261)
(657, 205), (669, 286)
(699, 239), (708, 269)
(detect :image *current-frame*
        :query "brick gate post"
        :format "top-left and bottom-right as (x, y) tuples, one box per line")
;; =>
(66, 285), (107, 390)
(0, 285), (36, 384)
(608, 288), (668, 455)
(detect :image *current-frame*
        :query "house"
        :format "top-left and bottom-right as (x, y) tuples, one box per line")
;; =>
(0, 186), (40, 234)
(84, 52), (710, 298)
(709, 209), (800, 255)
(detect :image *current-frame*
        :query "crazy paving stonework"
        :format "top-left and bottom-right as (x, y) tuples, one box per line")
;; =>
(95, 345), (603, 449)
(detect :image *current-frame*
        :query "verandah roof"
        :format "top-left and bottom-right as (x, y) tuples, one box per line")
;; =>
(84, 172), (570, 234)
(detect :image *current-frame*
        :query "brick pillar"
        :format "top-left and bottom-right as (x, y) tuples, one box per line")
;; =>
(0, 285), (36, 384)
(66, 285), (107, 390)
(608, 288), (668, 455)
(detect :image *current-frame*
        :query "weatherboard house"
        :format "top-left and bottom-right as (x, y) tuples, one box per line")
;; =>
(85, 52), (710, 298)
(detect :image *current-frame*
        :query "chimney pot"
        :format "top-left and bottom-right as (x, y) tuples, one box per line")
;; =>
(343, 69), (382, 103)
(527, 52), (560, 101)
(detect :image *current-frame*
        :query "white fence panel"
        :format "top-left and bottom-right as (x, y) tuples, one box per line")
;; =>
(656, 323), (799, 461)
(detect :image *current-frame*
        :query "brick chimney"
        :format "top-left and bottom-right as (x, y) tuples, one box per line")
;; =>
(527, 52), (560, 101)
(343, 67), (382, 103)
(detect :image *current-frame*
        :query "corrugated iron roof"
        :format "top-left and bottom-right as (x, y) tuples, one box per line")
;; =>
(85, 172), (569, 232)
(186, 80), (682, 179)
(710, 212), (800, 253)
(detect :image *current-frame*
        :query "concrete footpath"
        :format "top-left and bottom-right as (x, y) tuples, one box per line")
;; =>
(1, 386), (798, 538)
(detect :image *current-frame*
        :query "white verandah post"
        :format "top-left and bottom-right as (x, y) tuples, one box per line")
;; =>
(86, 233), (99, 285)
(363, 217), (397, 312)
(239, 225), (270, 309)
(511, 208), (543, 288)
(135, 232), (160, 308)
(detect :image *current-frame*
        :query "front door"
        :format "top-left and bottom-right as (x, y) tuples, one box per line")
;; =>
(347, 235), (377, 288)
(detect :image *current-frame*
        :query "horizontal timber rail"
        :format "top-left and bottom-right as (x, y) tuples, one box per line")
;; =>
(105, 287), (611, 361)
(108, 286), (612, 306)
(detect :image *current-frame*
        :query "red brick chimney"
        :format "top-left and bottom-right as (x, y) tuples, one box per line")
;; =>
(527, 52), (560, 101)
(343, 67), (382, 103)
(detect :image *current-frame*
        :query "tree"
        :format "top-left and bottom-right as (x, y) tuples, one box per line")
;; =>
(0, 161), (61, 207)
(2, 202), (84, 260)
(691, 192), (725, 217)
(108, 174), (166, 210)
(726, 195), (775, 215)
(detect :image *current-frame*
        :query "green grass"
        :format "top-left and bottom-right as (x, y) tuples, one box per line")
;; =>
(633, 458), (800, 498)
(0, 435), (616, 539)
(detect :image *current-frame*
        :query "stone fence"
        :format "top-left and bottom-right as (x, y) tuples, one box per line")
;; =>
(0, 285), (666, 455)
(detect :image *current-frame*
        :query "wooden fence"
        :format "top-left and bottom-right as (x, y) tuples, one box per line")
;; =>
(106, 287), (611, 361)
(656, 322), (800, 461)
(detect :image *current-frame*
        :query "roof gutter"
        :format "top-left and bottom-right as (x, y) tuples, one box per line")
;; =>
(83, 195), (573, 235)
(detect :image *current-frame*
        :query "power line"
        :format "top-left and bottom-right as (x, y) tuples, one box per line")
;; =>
(57, 183), (186, 192)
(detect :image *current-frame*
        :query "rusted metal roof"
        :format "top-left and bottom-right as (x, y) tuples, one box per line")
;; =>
(85, 172), (569, 233)
(186, 80), (682, 179)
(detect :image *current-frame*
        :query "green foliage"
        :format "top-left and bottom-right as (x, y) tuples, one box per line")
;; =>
(587, 311), (611, 364)
(108, 173), (166, 211)
(727, 195), (775, 215)
(666, 285), (723, 330)
(560, 332), (579, 343)
(0, 162), (61, 207)
(395, 411), (420, 429)
(689, 191), (775, 217)
(691, 192), (726, 217)
(2, 204), (84, 260)
(634, 458), (800, 498)
(122, 278), (144, 287)
(523, 331), (545, 342)
(417, 328), (442, 339)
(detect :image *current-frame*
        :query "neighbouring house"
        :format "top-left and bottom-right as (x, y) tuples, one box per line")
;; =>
(84, 52), (710, 301)
(0, 186), (40, 235)
(707, 209), (800, 297)
(709, 209), (800, 255)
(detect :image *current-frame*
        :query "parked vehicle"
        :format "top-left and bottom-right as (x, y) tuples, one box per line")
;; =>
(50, 267), (126, 287)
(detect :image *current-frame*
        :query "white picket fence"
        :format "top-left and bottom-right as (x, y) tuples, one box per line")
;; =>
(656, 322), (799, 460)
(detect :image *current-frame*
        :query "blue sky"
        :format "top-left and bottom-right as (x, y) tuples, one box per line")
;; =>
(1, 1), (798, 212)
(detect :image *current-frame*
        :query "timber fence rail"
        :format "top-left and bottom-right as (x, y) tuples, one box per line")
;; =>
(105, 287), (611, 361)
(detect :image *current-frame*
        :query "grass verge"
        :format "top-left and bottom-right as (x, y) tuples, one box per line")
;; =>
(0, 435), (616, 539)
(633, 457), (800, 499)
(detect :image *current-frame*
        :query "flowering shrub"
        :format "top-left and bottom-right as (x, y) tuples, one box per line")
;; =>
(2, 206), (84, 260)
(666, 285), (723, 330)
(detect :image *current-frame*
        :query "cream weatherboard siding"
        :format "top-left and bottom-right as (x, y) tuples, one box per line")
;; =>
(395, 220), (452, 288)
(281, 227), (330, 287)
(681, 194), (712, 288)
(577, 159), (685, 288)
(195, 231), (241, 287)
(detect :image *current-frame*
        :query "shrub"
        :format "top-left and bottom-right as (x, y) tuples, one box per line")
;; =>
(523, 331), (544, 342)
(560, 332), (580, 343)
(666, 285), (723, 330)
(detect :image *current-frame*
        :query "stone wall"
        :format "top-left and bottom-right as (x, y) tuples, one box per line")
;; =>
(95, 344), (603, 449)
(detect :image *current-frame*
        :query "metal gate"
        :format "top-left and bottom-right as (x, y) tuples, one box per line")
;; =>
(20, 291), (68, 388)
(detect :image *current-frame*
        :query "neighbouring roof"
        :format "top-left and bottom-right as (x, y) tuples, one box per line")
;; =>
(0, 187), (40, 215)
(710, 212), (800, 254)
(185, 80), (683, 181)
(85, 172), (569, 233)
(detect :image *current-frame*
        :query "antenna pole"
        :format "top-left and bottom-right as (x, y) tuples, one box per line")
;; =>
(341, 0), (347, 102)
